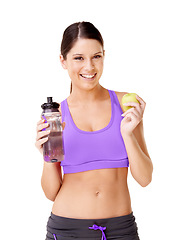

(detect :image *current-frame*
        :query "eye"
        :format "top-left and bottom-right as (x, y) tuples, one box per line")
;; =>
(93, 55), (102, 59)
(74, 57), (83, 61)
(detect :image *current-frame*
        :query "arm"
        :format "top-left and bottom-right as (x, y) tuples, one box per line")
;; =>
(41, 162), (63, 201)
(116, 91), (153, 187)
(35, 104), (64, 201)
(122, 120), (153, 187)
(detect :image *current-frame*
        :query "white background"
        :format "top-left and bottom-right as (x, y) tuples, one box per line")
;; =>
(0, 0), (179, 239)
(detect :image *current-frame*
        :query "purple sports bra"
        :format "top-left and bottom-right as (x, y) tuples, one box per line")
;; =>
(60, 89), (129, 174)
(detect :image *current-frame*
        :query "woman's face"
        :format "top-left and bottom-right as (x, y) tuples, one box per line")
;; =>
(60, 38), (105, 90)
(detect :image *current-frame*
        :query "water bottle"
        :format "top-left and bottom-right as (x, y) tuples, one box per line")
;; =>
(41, 97), (64, 163)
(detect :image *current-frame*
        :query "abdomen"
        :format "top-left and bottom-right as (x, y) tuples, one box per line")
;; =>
(52, 167), (132, 219)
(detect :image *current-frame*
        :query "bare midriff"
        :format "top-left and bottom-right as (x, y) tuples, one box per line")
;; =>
(52, 167), (132, 219)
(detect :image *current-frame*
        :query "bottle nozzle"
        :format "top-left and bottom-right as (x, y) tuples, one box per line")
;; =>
(47, 97), (53, 103)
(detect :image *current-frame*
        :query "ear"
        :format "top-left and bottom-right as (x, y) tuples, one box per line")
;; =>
(103, 50), (105, 56)
(59, 54), (67, 69)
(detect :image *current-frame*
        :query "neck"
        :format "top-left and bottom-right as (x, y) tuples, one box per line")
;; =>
(68, 85), (105, 104)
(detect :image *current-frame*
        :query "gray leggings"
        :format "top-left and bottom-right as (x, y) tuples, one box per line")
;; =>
(46, 211), (140, 240)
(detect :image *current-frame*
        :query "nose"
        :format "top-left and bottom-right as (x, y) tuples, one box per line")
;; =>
(84, 59), (94, 71)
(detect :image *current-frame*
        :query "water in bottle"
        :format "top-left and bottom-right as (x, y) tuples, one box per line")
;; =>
(41, 97), (64, 163)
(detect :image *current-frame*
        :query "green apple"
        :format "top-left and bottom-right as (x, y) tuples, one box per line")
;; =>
(121, 93), (139, 112)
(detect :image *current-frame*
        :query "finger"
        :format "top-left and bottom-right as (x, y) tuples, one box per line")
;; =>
(122, 103), (144, 116)
(123, 112), (140, 124)
(123, 102), (140, 108)
(122, 101), (143, 116)
(36, 130), (50, 141)
(37, 118), (45, 125)
(122, 107), (141, 119)
(122, 107), (134, 116)
(136, 95), (146, 108)
(35, 137), (48, 149)
(36, 122), (49, 132)
(124, 110), (140, 120)
(122, 106), (140, 116)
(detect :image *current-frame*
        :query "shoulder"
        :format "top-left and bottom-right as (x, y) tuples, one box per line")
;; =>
(113, 91), (128, 112)
(114, 91), (128, 100)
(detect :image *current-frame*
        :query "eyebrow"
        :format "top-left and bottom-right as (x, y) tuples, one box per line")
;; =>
(72, 51), (103, 56)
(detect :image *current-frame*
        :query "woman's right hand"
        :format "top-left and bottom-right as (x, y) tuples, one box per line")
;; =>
(35, 117), (66, 155)
(35, 118), (50, 154)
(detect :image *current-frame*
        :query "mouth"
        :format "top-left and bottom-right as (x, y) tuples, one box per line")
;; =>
(80, 73), (97, 80)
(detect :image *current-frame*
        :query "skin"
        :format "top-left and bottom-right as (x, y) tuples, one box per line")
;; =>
(35, 38), (153, 219)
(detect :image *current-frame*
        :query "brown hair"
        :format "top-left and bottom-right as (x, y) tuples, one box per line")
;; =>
(60, 21), (104, 94)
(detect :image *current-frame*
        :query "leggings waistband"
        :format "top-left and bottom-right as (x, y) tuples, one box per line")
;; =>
(50, 211), (134, 225)
(46, 212), (139, 240)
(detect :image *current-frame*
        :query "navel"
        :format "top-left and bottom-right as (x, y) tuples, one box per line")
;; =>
(95, 191), (100, 196)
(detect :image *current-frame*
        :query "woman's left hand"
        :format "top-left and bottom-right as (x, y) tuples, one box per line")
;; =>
(120, 95), (146, 136)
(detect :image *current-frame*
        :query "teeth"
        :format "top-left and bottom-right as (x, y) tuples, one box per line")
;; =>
(80, 74), (96, 79)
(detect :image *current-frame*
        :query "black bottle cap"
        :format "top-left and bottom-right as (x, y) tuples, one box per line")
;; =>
(41, 97), (59, 110)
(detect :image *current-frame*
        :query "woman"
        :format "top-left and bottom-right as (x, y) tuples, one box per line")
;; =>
(35, 21), (153, 240)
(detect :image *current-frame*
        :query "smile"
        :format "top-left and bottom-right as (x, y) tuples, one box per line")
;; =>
(80, 73), (97, 80)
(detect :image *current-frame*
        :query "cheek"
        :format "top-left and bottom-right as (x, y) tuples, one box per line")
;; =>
(96, 61), (104, 72)
(70, 64), (81, 74)
(67, 64), (82, 79)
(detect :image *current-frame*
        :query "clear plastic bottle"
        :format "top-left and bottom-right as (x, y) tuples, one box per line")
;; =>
(41, 97), (64, 163)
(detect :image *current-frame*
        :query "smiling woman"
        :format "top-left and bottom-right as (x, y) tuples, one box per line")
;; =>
(59, 22), (105, 94)
(35, 21), (153, 240)
(60, 38), (104, 90)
